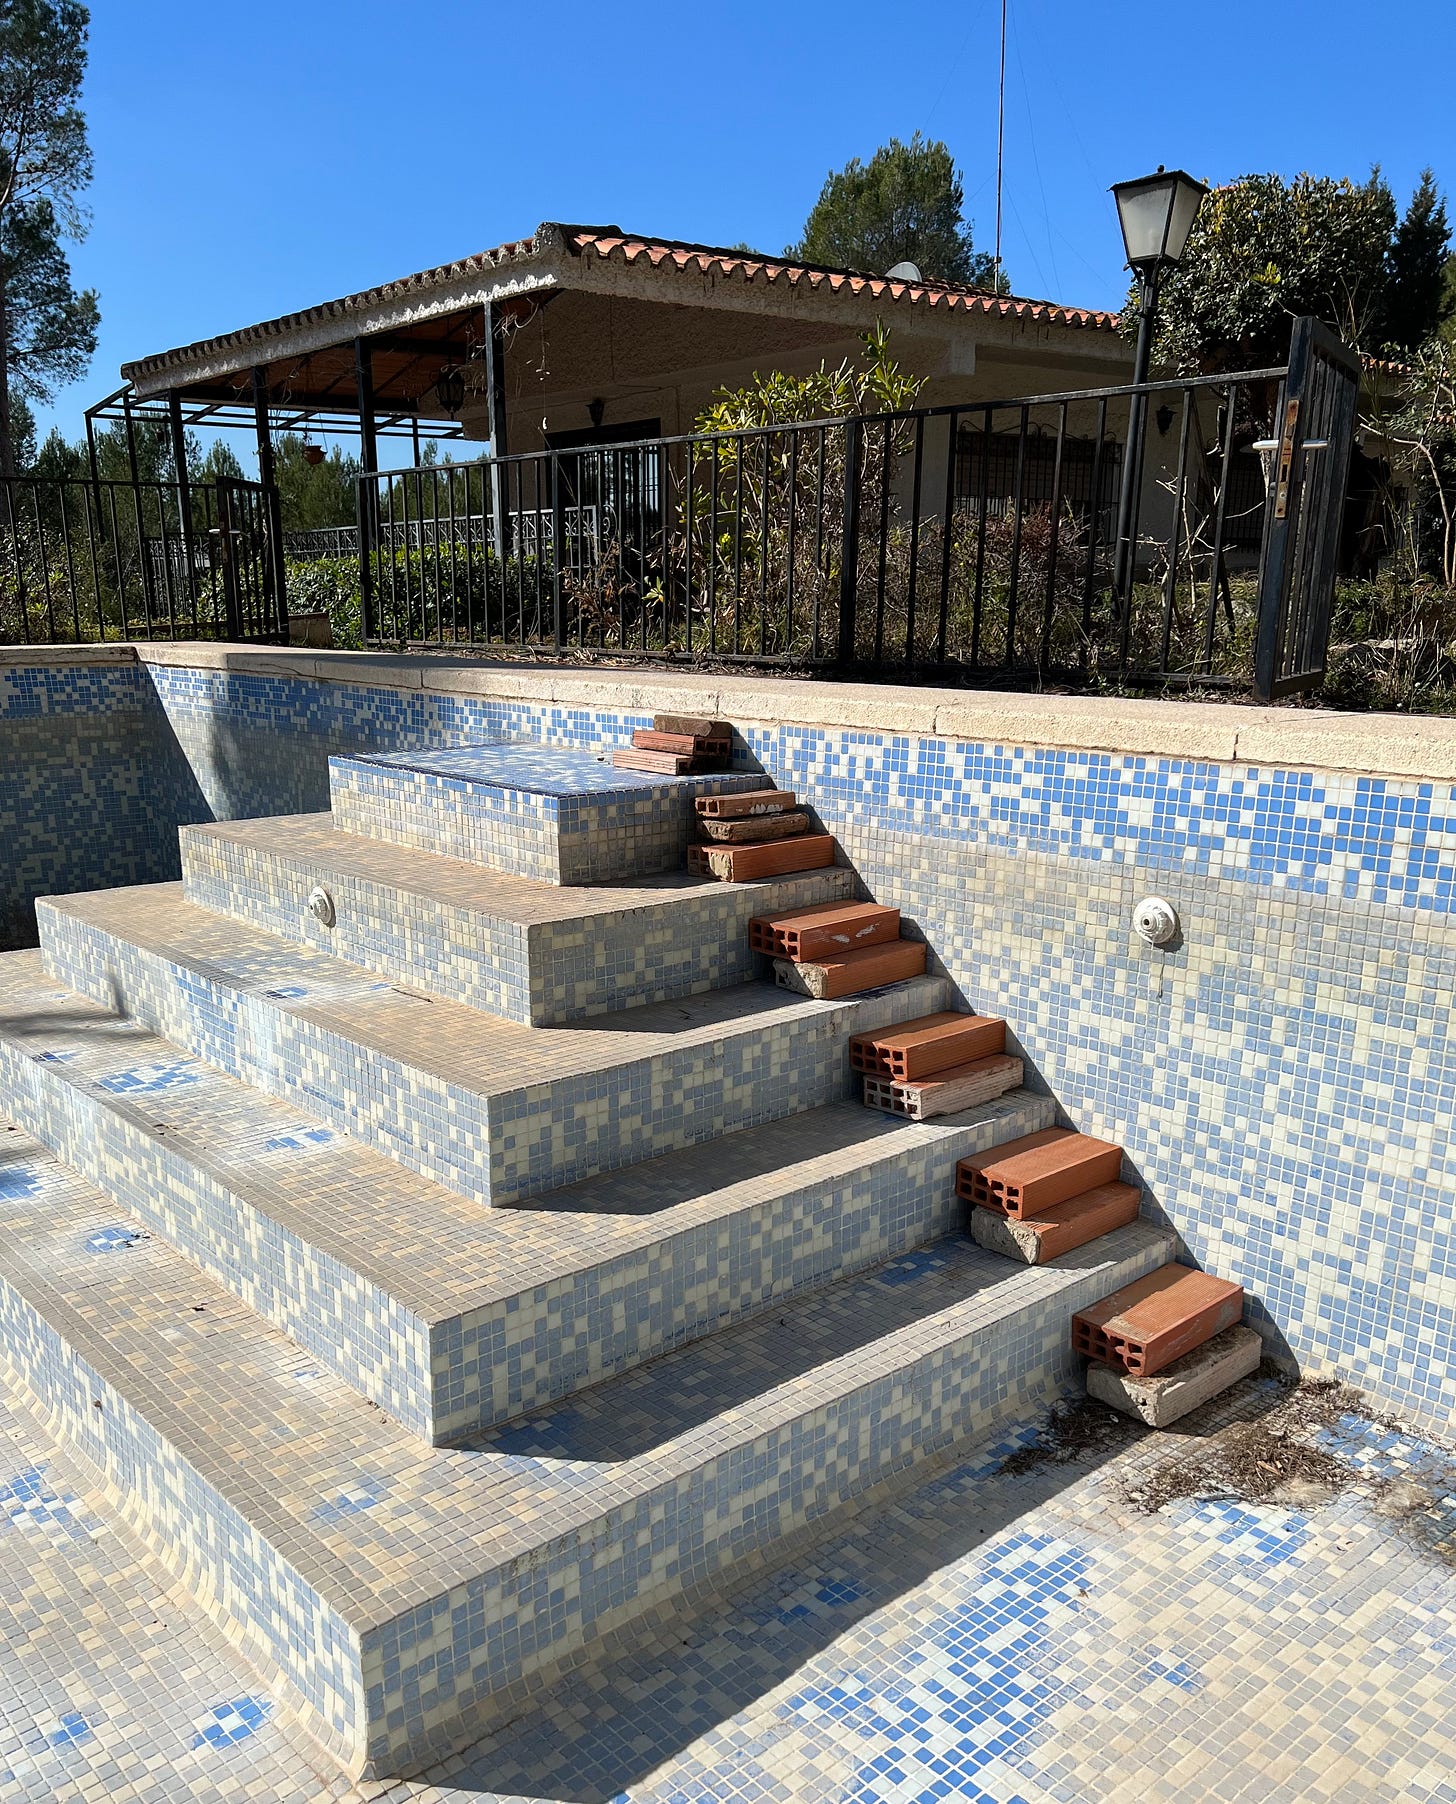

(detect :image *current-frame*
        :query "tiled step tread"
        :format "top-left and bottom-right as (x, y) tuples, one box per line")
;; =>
(0, 1115), (1174, 1629)
(40, 884), (937, 1097)
(0, 950), (1042, 1323)
(184, 813), (843, 928)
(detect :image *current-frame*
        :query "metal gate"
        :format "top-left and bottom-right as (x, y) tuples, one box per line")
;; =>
(1251, 316), (1361, 702)
(212, 476), (288, 642)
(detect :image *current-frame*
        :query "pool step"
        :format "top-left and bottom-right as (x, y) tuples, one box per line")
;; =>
(0, 1117), (1173, 1779)
(180, 813), (854, 1025)
(35, 888), (949, 1207)
(0, 947), (1050, 1441)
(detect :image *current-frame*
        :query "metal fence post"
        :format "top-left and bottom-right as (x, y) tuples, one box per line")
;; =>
(550, 450), (566, 653)
(836, 418), (861, 667)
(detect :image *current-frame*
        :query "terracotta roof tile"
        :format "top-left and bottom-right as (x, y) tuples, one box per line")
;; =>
(563, 226), (1120, 331)
(123, 220), (1120, 389)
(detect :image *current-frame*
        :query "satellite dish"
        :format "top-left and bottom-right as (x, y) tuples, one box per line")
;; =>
(885, 260), (922, 281)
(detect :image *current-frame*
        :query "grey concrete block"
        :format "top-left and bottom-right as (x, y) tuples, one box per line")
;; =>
(1086, 1323), (1263, 1427)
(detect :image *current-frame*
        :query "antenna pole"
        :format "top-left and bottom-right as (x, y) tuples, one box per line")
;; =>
(994, 0), (1007, 289)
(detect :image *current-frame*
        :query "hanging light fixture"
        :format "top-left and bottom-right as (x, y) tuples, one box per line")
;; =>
(435, 366), (467, 418)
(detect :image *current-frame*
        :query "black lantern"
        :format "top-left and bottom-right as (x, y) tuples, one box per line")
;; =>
(1111, 168), (1208, 280)
(435, 366), (466, 418)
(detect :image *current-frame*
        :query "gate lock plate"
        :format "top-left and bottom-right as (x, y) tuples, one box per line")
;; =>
(1272, 398), (1301, 520)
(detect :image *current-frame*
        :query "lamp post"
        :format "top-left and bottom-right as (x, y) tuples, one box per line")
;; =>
(1109, 167), (1208, 605)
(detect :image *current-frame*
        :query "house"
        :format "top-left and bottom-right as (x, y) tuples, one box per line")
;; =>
(118, 222), (1134, 499)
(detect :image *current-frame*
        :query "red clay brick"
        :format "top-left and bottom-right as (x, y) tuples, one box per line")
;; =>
(1071, 1265), (1245, 1376)
(652, 714), (731, 742)
(774, 939), (926, 999)
(862, 1053), (1022, 1120)
(748, 901), (901, 960)
(969, 1181), (1141, 1264)
(700, 812), (812, 845)
(695, 790), (797, 819)
(956, 1129), (1122, 1218)
(848, 1011), (1006, 1080)
(688, 835), (836, 881)
(613, 747), (695, 775)
(633, 726), (732, 770)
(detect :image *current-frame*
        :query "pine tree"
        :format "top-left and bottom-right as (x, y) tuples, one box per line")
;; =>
(1382, 169), (1451, 351)
(790, 134), (1002, 289)
(0, 1), (97, 480)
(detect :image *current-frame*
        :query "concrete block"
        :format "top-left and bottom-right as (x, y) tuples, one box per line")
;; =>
(1086, 1323), (1264, 1426)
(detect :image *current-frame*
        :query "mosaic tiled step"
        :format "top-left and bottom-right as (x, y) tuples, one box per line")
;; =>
(748, 900), (901, 961)
(688, 835), (837, 881)
(956, 1128), (1124, 1218)
(0, 953), (1052, 1440)
(863, 1053), (1024, 1121)
(774, 940), (928, 1000)
(850, 1011), (1007, 1081)
(328, 742), (763, 885)
(1072, 1264), (1245, 1377)
(968, 1182), (1143, 1265)
(0, 1123), (1174, 1777)
(180, 813), (854, 1026)
(36, 889), (950, 1207)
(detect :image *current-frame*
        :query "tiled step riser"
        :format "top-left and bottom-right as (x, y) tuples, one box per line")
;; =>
(38, 904), (950, 1206)
(359, 1222), (1176, 1775)
(0, 1036), (437, 1435)
(0, 1171), (1171, 1779)
(180, 825), (855, 1025)
(330, 752), (761, 885)
(1, 1003), (1055, 1441)
(0, 1265), (362, 1771)
(443, 1091), (1057, 1440)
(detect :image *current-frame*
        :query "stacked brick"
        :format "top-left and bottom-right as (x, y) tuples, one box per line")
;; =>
(748, 900), (928, 999)
(688, 767), (837, 884)
(957, 1128), (1142, 1265)
(848, 1009), (1023, 1117)
(613, 714), (734, 775)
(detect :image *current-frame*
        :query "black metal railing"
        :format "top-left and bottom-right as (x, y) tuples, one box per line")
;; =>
(355, 362), (1295, 685)
(0, 474), (286, 646)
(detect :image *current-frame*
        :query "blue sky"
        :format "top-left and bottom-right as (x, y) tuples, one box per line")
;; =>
(42, 0), (1456, 451)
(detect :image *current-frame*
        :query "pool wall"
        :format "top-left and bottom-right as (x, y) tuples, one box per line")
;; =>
(4, 642), (1456, 1426)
